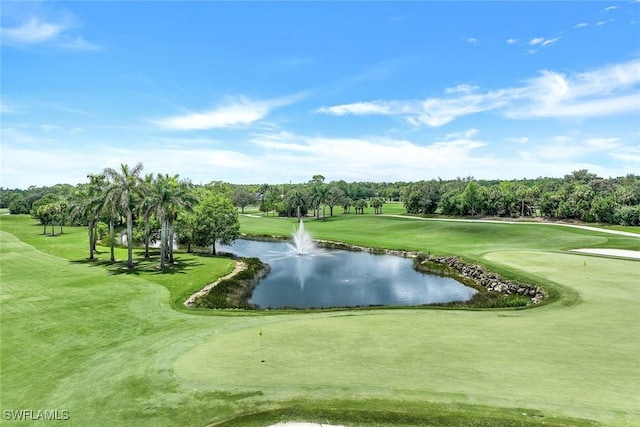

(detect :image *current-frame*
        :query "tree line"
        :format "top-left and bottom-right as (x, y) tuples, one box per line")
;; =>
(1, 168), (639, 264)
(2, 163), (240, 270)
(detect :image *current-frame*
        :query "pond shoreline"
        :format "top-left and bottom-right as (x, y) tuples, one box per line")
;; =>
(185, 234), (547, 309)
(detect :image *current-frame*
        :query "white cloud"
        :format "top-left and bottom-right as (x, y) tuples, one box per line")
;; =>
(465, 37), (478, 45)
(506, 38), (518, 44)
(602, 6), (619, 12)
(518, 135), (622, 163)
(574, 23), (589, 28)
(154, 94), (303, 131)
(1, 18), (64, 44)
(1, 15), (100, 51)
(610, 145), (640, 163)
(445, 128), (479, 140)
(318, 59), (640, 126)
(249, 131), (489, 182)
(541, 37), (560, 47)
(58, 36), (101, 51)
(445, 84), (479, 94)
(528, 37), (560, 48)
(506, 59), (640, 118)
(316, 102), (393, 116)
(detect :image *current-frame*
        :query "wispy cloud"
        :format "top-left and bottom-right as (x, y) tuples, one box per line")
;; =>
(153, 94), (304, 131)
(317, 59), (640, 126)
(58, 36), (100, 51)
(249, 130), (489, 181)
(317, 102), (393, 116)
(465, 37), (479, 45)
(1, 15), (100, 50)
(506, 38), (518, 44)
(602, 6), (619, 12)
(1, 18), (64, 44)
(529, 36), (560, 47)
(596, 19), (615, 26)
(574, 23), (589, 28)
(505, 59), (640, 119)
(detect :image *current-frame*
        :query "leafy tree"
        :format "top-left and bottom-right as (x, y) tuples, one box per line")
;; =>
(193, 194), (240, 255)
(231, 188), (256, 214)
(590, 195), (616, 223)
(462, 181), (482, 216)
(8, 194), (29, 214)
(175, 211), (196, 253)
(403, 180), (441, 214)
(439, 190), (464, 215)
(30, 193), (59, 234)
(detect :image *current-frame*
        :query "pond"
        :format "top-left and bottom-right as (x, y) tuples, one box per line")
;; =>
(219, 239), (477, 309)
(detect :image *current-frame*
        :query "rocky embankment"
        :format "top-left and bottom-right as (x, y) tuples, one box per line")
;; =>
(416, 255), (547, 305)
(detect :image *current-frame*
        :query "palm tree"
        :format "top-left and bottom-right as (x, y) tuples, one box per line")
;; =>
(138, 173), (156, 259)
(311, 185), (329, 220)
(70, 174), (105, 260)
(104, 163), (143, 269)
(152, 174), (195, 269)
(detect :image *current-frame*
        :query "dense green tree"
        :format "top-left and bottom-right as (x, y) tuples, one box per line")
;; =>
(462, 181), (482, 216)
(30, 193), (60, 235)
(231, 187), (256, 214)
(8, 194), (29, 214)
(193, 194), (240, 255)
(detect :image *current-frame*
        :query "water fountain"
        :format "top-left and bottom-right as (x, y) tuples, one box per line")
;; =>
(289, 219), (316, 256)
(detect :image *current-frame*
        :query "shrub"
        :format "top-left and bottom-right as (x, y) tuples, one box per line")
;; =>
(193, 257), (269, 309)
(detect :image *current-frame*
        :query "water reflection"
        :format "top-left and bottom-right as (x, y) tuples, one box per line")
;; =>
(218, 239), (476, 309)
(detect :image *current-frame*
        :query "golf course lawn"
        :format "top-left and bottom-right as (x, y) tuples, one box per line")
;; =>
(1, 213), (639, 426)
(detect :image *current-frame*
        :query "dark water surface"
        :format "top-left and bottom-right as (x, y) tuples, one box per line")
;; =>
(219, 239), (477, 309)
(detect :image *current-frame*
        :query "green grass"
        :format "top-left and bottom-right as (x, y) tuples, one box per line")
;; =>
(1, 213), (639, 426)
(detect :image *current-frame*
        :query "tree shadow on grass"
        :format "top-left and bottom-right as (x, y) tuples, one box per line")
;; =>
(70, 251), (204, 276)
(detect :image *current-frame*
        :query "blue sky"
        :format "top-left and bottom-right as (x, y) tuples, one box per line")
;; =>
(1, 1), (639, 188)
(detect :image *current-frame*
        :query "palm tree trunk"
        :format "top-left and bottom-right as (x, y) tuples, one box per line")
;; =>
(88, 220), (95, 260)
(144, 216), (150, 258)
(126, 210), (134, 269)
(109, 219), (115, 262)
(168, 221), (175, 264)
(159, 218), (167, 269)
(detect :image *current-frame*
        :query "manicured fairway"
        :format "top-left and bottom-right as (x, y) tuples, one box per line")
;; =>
(1, 214), (639, 426)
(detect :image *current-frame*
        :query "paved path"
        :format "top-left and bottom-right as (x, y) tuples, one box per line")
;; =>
(381, 214), (640, 238)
